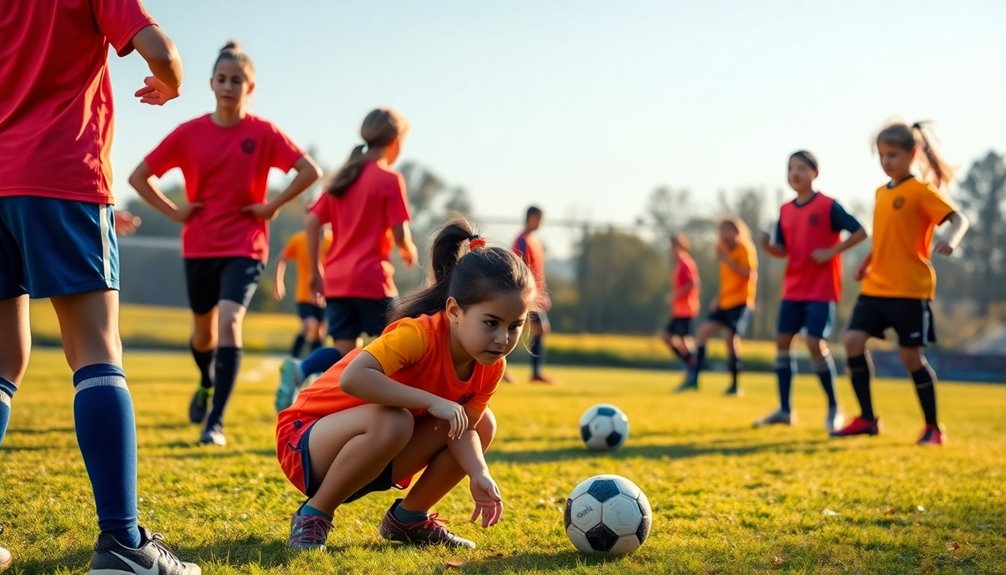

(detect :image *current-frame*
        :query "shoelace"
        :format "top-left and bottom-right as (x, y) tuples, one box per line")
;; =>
(149, 532), (185, 568)
(297, 516), (332, 543)
(418, 514), (452, 538)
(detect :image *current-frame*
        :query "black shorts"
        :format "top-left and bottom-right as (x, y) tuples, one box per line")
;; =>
(707, 304), (752, 335)
(848, 295), (936, 348)
(664, 317), (693, 336)
(184, 257), (264, 315)
(296, 302), (325, 321)
(326, 297), (394, 340)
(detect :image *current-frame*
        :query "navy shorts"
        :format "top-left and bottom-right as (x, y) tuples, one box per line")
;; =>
(777, 300), (836, 339)
(299, 420), (395, 503)
(326, 297), (394, 340)
(184, 257), (264, 315)
(707, 304), (752, 335)
(0, 197), (119, 299)
(664, 317), (693, 336)
(848, 295), (936, 348)
(296, 302), (325, 321)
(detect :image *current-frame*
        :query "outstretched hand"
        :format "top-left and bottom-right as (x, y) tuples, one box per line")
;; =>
(134, 76), (179, 106)
(469, 474), (503, 528)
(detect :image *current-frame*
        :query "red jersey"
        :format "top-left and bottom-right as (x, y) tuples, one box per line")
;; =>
(0, 0), (155, 203)
(310, 161), (411, 299)
(672, 252), (700, 318)
(144, 114), (304, 262)
(774, 192), (862, 302)
(513, 231), (547, 293)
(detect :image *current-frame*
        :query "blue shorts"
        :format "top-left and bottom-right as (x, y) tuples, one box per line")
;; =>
(777, 300), (836, 339)
(707, 304), (751, 335)
(0, 197), (119, 299)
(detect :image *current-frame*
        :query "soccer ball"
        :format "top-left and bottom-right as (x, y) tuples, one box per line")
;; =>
(579, 404), (629, 451)
(564, 474), (652, 555)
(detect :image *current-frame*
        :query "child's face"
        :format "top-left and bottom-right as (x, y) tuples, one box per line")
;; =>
(877, 141), (914, 180)
(449, 292), (530, 366)
(788, 157), (817, 192)
(719, 223), (738, 246)
(211, 59), (253, 111)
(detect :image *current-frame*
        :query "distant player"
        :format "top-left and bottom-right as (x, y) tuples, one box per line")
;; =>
(130, 41), (322, 446)
(677, 217), (758, 395)
(0, 0), (199, 572)
(755, 151), (867, 431)
(276, 108), (418, 411)
(662, 233), (700, 384)
(275, 228), (334, 358)
(513, 206), (554, 383)
(277, 221), (535, 550)
(832, 122), (969, 445)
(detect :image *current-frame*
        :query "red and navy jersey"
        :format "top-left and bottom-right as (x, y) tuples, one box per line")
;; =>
(774, 192), (862, 302)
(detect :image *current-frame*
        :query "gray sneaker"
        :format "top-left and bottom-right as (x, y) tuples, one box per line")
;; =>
(89, 527), (200, 575)
(276, 358), (304, 412)
(824, 407), (844, 433)
(754, 409), (793, 427)
(199, 424), (226, 447)
(288, 513), (332, 551)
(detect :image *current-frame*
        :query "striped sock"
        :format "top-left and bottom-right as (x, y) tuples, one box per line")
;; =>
(847, 354), (875, 421)
(814, 353), (838, 409)
(775, 352), (796, 412)
(0, 377), (15, 447)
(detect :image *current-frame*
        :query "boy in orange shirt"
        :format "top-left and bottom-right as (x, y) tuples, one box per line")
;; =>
(275, 228), (334, 358)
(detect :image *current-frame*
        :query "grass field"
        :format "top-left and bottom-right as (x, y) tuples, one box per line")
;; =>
(2, 349), (1005, 574)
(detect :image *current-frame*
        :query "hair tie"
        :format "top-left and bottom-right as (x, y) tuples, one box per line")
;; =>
(468, 235), (486, 251)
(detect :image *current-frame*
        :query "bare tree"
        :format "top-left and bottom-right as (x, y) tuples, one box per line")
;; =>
(958, 151), (1006, 314)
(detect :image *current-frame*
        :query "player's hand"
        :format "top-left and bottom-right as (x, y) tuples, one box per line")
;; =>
(854, 258), (869, 281)
(759, 231), (772, 250)
(171, 203), (202, 223)
(274, 282), (285, 301)
(399, 243), (418, 267)
(242, 202), (278, 220)
(933, 239), (954, 256)
(810, 247), (835, 264)
(134, 76), (179, 106)
(429, 399), (467, 440)
(309, 272), (325, 300)
(469, 473), (503, 528)
(114, 211), (142, 236)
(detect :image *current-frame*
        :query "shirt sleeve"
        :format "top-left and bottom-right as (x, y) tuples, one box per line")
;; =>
(267, 123), (304, 173)
(93, 0), (157, 57)
(362, 318), (428, 376)
(919, 184), (957, 225)
(144, 126), (184, 177)
(383, 173), (411, 229)
(830, 201), (864, 233)
(309, 193), (333, 226)
(774, 219), (786, 247)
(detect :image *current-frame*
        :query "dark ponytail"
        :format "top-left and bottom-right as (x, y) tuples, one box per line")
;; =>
(328, 108), (410, 198)
(327, 144), (367, 198)
(390, 219), (538, 322)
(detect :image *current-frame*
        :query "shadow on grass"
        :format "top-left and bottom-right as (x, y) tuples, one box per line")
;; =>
(455, 549), (620, 573)
(158, 447), (276, 459)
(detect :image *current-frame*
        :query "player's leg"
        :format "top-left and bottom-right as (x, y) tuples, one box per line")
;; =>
(755, 330), (795, 426)
(832, 296), (887, 437)
(894, 300), (941, 444)
(529, 311), (554, 383)
(805, 301), (841, 431)
(724, 330), (743, 395)
(290, 305), (310, 358)
(0, 295), (29, 448)
(185, 259), (220, 425)
(678, 318), (720, 391)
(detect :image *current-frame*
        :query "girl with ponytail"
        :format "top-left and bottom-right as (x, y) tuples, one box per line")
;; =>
(832, 121), (969, 445)
(277, 220), (537, 551)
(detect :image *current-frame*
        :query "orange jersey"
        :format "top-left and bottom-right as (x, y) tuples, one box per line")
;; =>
(280, 229), (333, 304)
(719, 240), (758, 309)
(862, 177), (956, 300)
(278, 311), (504, 429)
(672, 252), (700, 318)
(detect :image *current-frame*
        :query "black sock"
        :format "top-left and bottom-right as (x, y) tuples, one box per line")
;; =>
(530, 335), (544, 377)
(190, 341), (215, 390)
(847, 354), (875, 421)
(670, 344), (691, 364)
(776, 352), (795, 412)
(911, 365), (938, 426)
(728, 354), (741, 390)
(205, 347), (241, 430)
(692, 345), (707, 376)
(290, 334), (306, 358)
(310, 339), (324, 352)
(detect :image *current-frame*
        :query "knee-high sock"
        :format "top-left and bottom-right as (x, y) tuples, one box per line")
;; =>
(814, 353), (838, 409)
(775, 352), (796, 412)
(911, 364), (938, 426)
(728, 354), (742, 390)
(190, 341), (215, 390)
(290, 334), (306, 358)
(73, 364), (140, 548)
(0, 377), (15, 447)
(847, 354), (875, 420)
(530, 335), (545, 377)
(205, 347), (241, 430)
(301, 347), (344, 378)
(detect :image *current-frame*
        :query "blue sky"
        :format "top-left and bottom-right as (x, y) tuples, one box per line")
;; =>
(109, 0), (1006, 248)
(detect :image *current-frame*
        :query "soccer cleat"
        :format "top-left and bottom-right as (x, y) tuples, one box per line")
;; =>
(674, 376), (698, 393)
(754, 409), (792, 427)
(916, 424), (945, 446)
(198, 424), (226, 447)
(379, 499), (475, 549)
(830, 416), (880, 437)
(287, 513), (332, 551)
(824, 407), (844, 433)
(275, 358), (304, 412)
(187, 387), (211, 424)
(88, 526), (200, 575)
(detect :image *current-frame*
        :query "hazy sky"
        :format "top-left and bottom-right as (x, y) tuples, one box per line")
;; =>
(109, 0), (1005, 251)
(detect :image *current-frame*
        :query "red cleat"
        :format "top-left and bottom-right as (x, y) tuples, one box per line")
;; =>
(916, 424), (944, 446)
(830, 416), (880, 437)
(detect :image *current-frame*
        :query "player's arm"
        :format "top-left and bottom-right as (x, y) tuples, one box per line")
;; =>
(759, 220), (787, 258)
(245, 156), (322, 220)
(447, 406), (503, 528)
(934, 211), (969, 255)
(274, 259), (287, 301)
(854, 251), (873, 281)
(306, 212), (325, 298)
(128, 161), (200, 223)
(130, 25), (182, 105)
(391, 222), (418, 267)
(719, 253), (751, 278)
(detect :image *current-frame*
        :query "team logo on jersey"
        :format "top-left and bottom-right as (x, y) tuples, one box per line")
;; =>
(457, 392), (476, 406)
(241, 139), (256, 154)
(808, 214), (820, 226)
(893, 196), (905, 210)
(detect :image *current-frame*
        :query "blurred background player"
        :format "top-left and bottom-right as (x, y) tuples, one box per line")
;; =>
(662, 233), (701, 387)
(276, 108), (418, 410)
(130, 41), (321, 446)
(0, 0), (201, 572)
(677, 217), (758, 396)
(755, 151), (867, 432)
(275, 227), (334, 358)
(832, 121), (969, 445)
(513, 206), (554, 383)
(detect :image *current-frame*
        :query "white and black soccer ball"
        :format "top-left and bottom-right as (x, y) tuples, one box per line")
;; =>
(579, 403), (629, 451)
(564, 474), (652, 555)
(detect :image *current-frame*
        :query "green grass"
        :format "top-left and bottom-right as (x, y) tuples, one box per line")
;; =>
(2, 349), (1005, 574)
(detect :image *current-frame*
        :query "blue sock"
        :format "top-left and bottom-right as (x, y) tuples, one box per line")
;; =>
(291, 334), (306, 358)
(814, 353), (838, 409)
(0, 377), (15, 447)
(205, 347), (241, 430)
(298, 501), (333, 521)
(530, 335), (543, 377)
(301, 347), (343, 378)
(392, 501), (428, 524)
(775, 352), (796, 412)
(73, 364), (141, 548)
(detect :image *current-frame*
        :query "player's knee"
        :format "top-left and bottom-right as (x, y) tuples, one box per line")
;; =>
(805, 337), (826, 358)
(898, 348), (924, 371)
(843, 331), (866, 353)
(475, 408), (497, 452)
(373, 406), (414, 447)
